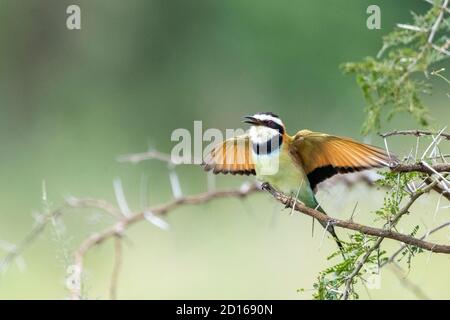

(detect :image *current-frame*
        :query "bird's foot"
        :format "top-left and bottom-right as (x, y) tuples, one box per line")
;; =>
(261, 182), (271, 190)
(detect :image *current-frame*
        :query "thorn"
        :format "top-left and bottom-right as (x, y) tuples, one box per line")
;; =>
(113, 178), (132, 218)
(421, 127), (447, 160)
(384, 138), (392, 161)
(169, 168), (183, 199)
(318, 220), (331, 251)
(290, 181), (303, 216)
(144, 211), (170, 230)
(349, 202), (359, 221)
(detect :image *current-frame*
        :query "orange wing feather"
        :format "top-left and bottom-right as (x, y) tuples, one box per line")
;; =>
(290, 130), (395, 189)
(201, 135), (256, 175)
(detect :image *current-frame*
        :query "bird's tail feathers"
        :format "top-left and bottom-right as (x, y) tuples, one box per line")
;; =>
(316, 206), (346, 259)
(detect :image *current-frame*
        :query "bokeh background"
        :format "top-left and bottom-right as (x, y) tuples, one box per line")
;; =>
(0, 0), (449, 299)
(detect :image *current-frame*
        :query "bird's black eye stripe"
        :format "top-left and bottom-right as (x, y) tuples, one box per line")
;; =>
(264, 120), (284, 134)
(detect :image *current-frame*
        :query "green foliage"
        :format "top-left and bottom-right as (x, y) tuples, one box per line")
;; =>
(310, 234), (387, 300)
(309, 162), (426, 299)
(398, 225), (424, 271)
(341, 1), (450, 135)
(308, 2), (450, 300)
(375, 171), (423, 220)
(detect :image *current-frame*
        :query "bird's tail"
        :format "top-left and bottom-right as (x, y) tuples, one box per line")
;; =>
(315, 205), (346, 259)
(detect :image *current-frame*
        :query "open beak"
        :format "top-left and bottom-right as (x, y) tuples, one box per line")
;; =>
(242, 116), (260, 125)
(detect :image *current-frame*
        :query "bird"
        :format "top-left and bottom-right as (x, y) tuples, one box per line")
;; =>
(201, 112), (394, 253)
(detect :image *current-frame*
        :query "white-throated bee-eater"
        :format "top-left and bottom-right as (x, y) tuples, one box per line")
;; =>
(202, 112), (394, 252)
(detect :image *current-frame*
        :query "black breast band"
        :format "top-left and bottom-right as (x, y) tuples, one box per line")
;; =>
(253, 135), (283, 155)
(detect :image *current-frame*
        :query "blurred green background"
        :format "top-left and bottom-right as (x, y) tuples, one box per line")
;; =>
(0, 0), (449, 299)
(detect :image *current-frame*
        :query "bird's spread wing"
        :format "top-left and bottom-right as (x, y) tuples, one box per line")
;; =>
(289, 130), (394, 190)
(201, 134), (256, 175)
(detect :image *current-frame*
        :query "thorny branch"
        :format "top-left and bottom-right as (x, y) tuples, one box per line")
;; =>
(260, 183), (450, 254)
(2, 129), (450, 299)
(66, 176), (450, 299)
(341, 177), (442, 300)
(381, 221), (450, 267)
(427, 0), (449, 44)
(380, 130), (450, 140)
(69, 183), (260, 299)
(110, 237), (122, 300)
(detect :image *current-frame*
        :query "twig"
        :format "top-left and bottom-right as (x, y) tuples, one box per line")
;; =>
(380, 129), (450, 140)
(381, 221), (450, 267)
(70, 183), (260, 299)
(341, 177), (441, 299)
(110, 237), (122, 300)
(0, 170), (389, 277)
(427, 179), (450, 201)
(391, 162), (450, 173)
(0, 207), (65, 272)
(424, 0), (450, 14)
(431, 44), (450, 56)
(427, 0), (449, 44)
(67, 181), (450, 299)
(65, 197), (121, 218)
(388, 262), (430, 300)
(342, 237), (384, 300)
(431, 68), (450, 84)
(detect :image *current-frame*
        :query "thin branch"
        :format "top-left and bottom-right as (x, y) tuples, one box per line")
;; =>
(427, 0), (449, 44)
(431, 43), (450, 56)
(69, 183), (261, 299)
(110, 237), (122, 300)
(380, 129), (450, 140)
(0, 207), (65, 272)
(0, 195), (129, 273)
(391, 162), (450, 173)
(65, 197), (121, 218)
(68, 180), (450, 300)
(341, 177), (440, 299)
(388, 262), (430, 300)
(343, 237), (384, 300)
(381, 221), (450, 267)
(424, 0), (450, 14)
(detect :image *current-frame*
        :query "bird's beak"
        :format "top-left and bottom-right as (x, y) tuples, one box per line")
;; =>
(242, 116), (260, 125)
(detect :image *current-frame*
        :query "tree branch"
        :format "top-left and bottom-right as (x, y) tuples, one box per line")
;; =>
(380, 129), (450, 140)
(391, 162), (450, 173)
(261, 183), (450, 254)
(110, 237), (122, 300)
(381, 221), (450, 267)
(341, 178), (440, 299)
(69, 183), (260, 299)
(427, 0), (449, 44)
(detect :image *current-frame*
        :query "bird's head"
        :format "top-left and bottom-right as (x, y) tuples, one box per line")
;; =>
(243, 112), (285, 144)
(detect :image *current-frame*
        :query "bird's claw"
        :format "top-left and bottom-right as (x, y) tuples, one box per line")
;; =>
(261, 182), (271, 190)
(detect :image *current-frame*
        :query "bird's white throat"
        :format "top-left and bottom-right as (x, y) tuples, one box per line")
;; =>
(248, 126), (280, 145)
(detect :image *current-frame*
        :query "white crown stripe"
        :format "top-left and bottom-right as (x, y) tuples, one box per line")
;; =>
(252, 114), (284, 126)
